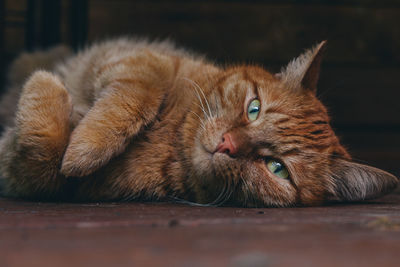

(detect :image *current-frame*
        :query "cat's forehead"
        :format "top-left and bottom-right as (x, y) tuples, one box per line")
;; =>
(219, 66), (277, 88)
(218, 66), (316, 106)
(216, 66), (281, 102)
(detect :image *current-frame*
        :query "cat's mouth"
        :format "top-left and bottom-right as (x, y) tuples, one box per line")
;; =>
(199, 141), (235, 171)
(200, 141), (228, 160)
(200, 142), (214, 155)
(193, 139), (231, 172)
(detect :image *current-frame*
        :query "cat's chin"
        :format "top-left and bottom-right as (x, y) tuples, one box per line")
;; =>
(192, 142), (214, 175)
(212, 152), (234, 164)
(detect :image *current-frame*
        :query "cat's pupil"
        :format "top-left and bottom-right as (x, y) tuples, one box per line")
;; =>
(250, 107), (259, 113)
(273, 163), (283, 173)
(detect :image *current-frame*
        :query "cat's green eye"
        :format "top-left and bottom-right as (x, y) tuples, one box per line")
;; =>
(266, 159), (289, 179)
(247, 99), (261, 121)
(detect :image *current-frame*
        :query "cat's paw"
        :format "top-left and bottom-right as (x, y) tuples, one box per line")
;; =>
(16, 71), (71, 147)
(60, 121), (123, 177)
(60, 90), (138, 177)
(61, 135), (108, 177)
(5, 70), (72, 197)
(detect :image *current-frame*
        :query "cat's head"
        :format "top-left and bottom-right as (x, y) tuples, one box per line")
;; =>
(183, 41), (399, 207)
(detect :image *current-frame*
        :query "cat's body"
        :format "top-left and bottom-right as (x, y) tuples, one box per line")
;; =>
(0, 38), (398, 207)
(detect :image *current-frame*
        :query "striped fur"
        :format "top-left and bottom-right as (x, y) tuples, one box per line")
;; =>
(0, 38), (398, 206)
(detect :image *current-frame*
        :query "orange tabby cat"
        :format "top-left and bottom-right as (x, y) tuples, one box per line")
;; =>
(0, 38), (398, 206)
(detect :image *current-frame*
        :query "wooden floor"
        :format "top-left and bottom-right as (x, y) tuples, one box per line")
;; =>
(1, 194), (400, 267)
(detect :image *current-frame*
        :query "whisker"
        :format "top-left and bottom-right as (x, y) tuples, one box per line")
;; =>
(192, 102), (209, 122)
(244, 177), (257, 208)
(182, 77), (213, 119)
(181, 77), (209, 118)
(213, 92), (220, 118)
(189, 111), (206, 131)
(209, 181), (227, 206)
(208, 170), (235, 207)
(171, 197), (215, 207)
(194, 90), (209, 119)
(195, 82), (213, 119)
(217, 176), (233, 206)
(239, 176), (249, 207)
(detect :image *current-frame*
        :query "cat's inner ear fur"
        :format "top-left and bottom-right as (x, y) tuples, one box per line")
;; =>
(277, 41), (327, 93)
(327, 159), (399, 202)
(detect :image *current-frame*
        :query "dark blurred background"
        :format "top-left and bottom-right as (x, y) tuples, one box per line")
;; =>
(0, 0), (399, 177)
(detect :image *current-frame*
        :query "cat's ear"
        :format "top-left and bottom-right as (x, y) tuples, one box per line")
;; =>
(327, 159), (399, 202)
(276, 41), (327, 94)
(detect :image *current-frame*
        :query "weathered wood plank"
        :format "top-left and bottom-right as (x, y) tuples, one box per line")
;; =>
(1, 196), (400, 266)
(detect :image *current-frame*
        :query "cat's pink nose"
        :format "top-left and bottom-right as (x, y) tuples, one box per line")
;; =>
(215, 133), (237, 156)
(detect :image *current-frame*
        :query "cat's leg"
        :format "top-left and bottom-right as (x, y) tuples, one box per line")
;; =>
(0, 71), (72, 199)
(61, 53), (176, 177)
(60, 78), (165, 177)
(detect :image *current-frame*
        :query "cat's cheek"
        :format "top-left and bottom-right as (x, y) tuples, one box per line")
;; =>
(191, 138), (214, 179)
(242, 164), (297, 207)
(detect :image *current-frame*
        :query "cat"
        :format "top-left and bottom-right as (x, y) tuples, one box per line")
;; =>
(0, 38), (398, 207)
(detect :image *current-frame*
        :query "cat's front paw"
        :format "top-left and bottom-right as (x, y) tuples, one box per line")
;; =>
(60, 121), (125, 177)
(61, 135), (110, 177)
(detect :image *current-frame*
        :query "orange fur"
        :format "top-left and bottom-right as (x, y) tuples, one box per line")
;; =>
(0, 38), (398, 206)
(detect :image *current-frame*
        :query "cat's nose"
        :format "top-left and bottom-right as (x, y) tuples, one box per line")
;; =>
(215, 133), (237, 156)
